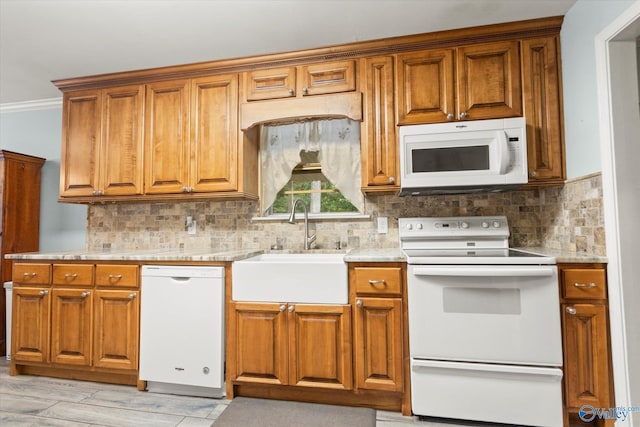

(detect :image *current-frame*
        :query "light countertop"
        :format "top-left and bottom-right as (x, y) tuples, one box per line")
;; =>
(5, 246), (605, 264)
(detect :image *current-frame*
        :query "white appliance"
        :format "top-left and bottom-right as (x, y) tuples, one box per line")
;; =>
(400, 216), (563, 427)
(399, 117), (527, 195)
(139, 265), (225, 398)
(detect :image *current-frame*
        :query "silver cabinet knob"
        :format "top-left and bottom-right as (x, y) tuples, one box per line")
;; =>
(388, 176), (395, 184)
(279, 304), (286, 312)
(302, 87), (308, 95)
(459, 112), (468, 119)
(128, 293), (137, 299)
(38, 289), (49, 296)
(529, 171), (537, 178)
(447, 113), (454, 120)
(356, 299), (363, 308)
(288, 305), (295, 313)
(566, 307), (577, 315)
(288, 88), (294, 95)
(81, 291), (91, 298)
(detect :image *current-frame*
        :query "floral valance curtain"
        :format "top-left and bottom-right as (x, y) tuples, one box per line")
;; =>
(259, 118), (363, 215)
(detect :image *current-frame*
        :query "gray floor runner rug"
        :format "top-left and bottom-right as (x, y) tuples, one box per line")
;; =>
(212, 397), (376, 427)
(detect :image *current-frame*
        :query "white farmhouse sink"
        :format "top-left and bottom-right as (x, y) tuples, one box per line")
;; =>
(232, 253), (347, 304)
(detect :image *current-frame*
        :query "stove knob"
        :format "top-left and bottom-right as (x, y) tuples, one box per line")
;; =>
(416, 223), (423, 230)
(406, 223), (413, 230)
(461, 221), (469, 229)
(493, 221), (501, 228)
(481, 221), (489, 228)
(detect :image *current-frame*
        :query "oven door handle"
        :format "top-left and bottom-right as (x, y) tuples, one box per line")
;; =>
(412, 266), (556, 277)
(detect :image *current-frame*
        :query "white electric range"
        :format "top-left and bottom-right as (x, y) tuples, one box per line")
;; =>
(400, 216), (563, 427)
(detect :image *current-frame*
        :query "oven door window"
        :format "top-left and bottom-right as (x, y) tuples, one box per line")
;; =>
(411, 145), (489, 173)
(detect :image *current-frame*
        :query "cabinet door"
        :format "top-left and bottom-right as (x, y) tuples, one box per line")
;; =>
(300, 60), (356, 96)
(11, 287), (50, 363)
(93, 289), (139, 370)
(362, 56), (398, 190)
(288, 304), (352, 390)
(457, 41), (522, 120)
(396, 49), (455, 125)
(563, 303), (612, 410)
(101, 85), (145, 195)
(190, 74), (238, 192)
(50, 288), (92, 366)
(144, 79), (190, 194)
(245, 67), (296, 101)
(59, 89), (101, 197)
(231, 302), (288, 385)
(521, 36), (565, 185)
(354, 297), (403, 391)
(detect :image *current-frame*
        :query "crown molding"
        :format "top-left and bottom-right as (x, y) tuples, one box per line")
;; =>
(0, 97), (62, 113)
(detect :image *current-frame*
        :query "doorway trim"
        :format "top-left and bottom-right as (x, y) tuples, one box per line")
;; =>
(595, 1), (640, 424)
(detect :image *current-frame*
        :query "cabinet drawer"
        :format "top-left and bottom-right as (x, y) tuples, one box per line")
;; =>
(353, 267), (402, 296)
(95, 264), (139, 288)
(562, 269), (606, 300)
(13, 263), (51, 285)
(53, 264), (94, 286)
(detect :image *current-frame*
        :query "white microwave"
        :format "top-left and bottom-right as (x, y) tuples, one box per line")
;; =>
(399, 117), (528, 196)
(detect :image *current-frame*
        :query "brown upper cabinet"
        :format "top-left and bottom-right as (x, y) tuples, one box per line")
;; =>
(360, 56), (398, 192)
(521, 36), (565, 185)
(244, 60), (356, 101)
(396, 41), (522, 125)
(60, 85), (145, 198)
(54, 16), (565, 202)
(144, 74), (239, 195)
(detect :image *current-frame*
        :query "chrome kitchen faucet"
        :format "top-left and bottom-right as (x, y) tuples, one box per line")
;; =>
(288, 198), (316, 250)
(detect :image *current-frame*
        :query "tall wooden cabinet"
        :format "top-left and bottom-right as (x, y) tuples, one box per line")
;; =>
(0, 150), (45, 357)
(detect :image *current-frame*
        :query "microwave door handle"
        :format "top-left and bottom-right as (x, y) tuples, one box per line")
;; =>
(497, 130), (510, 174)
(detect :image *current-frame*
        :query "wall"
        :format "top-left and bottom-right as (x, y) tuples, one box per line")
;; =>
(87, 175), (606, 256)
(0, 107), (87, 251)
(560, 0), (635, 178)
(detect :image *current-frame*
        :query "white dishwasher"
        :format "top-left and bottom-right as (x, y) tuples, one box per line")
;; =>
(139, 265), (225, 398)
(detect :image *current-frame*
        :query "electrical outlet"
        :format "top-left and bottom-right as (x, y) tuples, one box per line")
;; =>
(377, 216), (388, 234)
(186, 216), (197, 235)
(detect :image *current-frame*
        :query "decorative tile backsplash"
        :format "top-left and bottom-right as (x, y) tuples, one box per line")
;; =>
(87, 173), (605, 256)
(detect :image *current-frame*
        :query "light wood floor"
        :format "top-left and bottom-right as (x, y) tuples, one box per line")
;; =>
(0, 358), (473, 426)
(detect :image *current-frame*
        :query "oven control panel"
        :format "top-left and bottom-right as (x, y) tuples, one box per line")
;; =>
(399, 216), (509, 241)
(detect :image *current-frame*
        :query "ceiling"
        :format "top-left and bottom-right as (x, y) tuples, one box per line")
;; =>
(0, 0), (577, 105)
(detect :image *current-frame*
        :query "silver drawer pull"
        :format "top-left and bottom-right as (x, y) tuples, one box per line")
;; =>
(368, 279), (387, 286)
(108, 274), (123, 280)
(23, 272), (37, 277)
(64, 273), (78, 279)
(38, 290), (49, 296)
(566, 307), (577, 315)
(128, 293), (137, 299)
(574, 282), (597, 288)
(81, 291), (91, 298)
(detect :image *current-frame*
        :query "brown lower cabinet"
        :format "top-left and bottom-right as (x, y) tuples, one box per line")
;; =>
(560, 264), (614, 427)
(229, 301), (352, 390)
(10, 262), (139, 385)
(227, 261), (409, 415)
